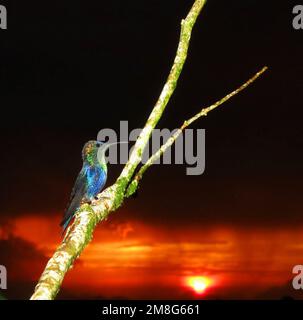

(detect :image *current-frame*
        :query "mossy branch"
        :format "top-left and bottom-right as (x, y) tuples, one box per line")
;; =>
(30, 0), (207, 300)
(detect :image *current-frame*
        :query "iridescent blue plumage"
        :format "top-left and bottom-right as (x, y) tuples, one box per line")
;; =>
(61, 140), (107, 232)
(86, 165), (107, 199)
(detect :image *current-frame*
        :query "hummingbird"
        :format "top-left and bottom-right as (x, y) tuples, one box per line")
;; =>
(60, 140), (125, 232)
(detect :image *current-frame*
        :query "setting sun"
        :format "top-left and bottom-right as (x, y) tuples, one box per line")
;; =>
(185, 276), (211, 294)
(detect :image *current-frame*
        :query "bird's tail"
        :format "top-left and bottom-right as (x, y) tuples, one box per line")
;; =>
(61, 216), (73, 234)
(60, 193), (83, 234)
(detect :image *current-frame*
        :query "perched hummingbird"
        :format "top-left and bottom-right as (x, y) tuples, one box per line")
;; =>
(61, 140), (123, 232)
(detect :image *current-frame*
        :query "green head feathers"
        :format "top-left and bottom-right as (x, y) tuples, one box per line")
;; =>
(82, 140), (128, 169)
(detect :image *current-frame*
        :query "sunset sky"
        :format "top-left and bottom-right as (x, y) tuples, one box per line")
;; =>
(1, 211), (303, 299)
(1, 1), (303, 299)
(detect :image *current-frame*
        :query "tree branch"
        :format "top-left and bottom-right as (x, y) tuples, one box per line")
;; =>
(125, 66), (268, 197)
(30, 0), (207, 300)
(116, 0), (207, 184)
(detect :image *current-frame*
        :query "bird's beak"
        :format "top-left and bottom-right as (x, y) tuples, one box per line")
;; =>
(96, 141), (129, 164)
(97, 141), (128, 153)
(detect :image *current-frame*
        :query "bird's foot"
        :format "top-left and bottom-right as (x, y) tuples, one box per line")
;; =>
(91, 195), (110, 206)
(95, 195), (110, 201)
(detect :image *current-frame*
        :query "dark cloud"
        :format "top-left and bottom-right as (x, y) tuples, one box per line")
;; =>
(0, 232), (48, 299)
(256, 281), (302, 300)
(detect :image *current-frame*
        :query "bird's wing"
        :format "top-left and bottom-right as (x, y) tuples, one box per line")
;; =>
(60, 166), (88, 230)
(69, 167), (88, 202)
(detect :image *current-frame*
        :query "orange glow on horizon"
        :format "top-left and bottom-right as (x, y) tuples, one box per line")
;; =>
(3, 213), (303, 298)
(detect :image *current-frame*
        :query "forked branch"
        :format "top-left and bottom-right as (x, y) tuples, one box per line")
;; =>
(30, 0), (267, 300)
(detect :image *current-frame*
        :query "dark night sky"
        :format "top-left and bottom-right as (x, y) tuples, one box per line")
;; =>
(1, 0), (302, 223)
(0, 0), (303, 299)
